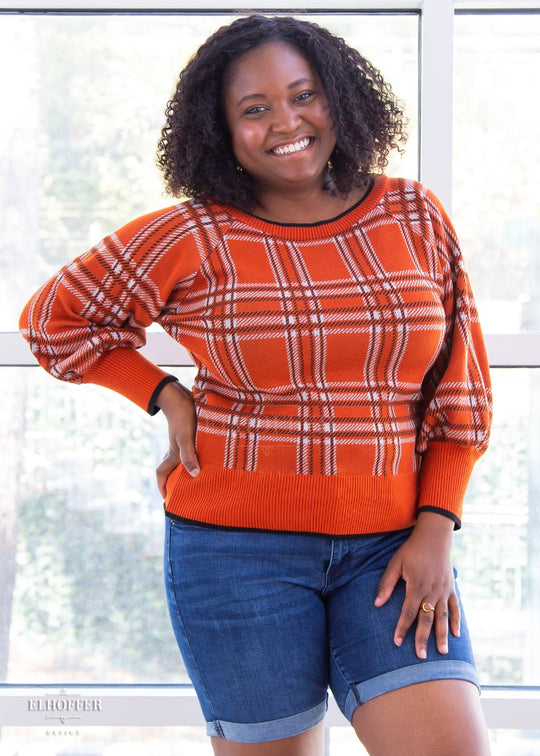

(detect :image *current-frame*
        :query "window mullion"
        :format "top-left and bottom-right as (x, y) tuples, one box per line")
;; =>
(419, 0), (454, 211)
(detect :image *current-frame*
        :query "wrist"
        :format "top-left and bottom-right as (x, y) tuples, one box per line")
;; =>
(155, 380), (193, 416)
(414, 510), (455, 541)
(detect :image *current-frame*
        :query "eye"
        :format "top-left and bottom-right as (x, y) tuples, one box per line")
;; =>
(294, 90), (316, 103)
(244, 105), (268, 116)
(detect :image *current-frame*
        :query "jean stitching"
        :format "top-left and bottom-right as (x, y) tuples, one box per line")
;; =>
(321, 538), (335, 597)
(214, 720), (225, 738)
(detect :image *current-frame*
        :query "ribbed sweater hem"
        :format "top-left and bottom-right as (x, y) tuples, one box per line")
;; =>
(164, 465), (420, 536)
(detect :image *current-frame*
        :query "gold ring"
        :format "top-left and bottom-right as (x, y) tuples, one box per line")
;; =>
(421, 601), (435, 613)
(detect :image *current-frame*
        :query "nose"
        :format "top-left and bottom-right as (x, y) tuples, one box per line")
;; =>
(271, 101), (301, 133)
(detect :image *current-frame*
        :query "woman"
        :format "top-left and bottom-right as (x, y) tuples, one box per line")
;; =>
(20, 15), (492, 755)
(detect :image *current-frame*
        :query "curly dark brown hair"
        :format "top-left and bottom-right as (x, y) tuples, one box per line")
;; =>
(157, 14), (407, 211)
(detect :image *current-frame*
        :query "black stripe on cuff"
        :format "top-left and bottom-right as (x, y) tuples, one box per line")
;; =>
(416, 505), (462, 531)
(147, 375), (179, 416)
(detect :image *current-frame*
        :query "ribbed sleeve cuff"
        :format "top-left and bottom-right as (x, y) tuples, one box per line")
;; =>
(417, 442), (482, 530)
(82, 347), (173, 414)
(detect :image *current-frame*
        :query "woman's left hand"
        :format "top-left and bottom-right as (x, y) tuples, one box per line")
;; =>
(374, 511), (460, 659)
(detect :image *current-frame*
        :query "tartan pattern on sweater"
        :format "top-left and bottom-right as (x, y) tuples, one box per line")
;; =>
(21, 176), (492, 534)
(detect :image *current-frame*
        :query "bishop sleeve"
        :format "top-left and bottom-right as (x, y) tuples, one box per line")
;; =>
(19, 205), (201, 414)
(415, 188), (493, 528)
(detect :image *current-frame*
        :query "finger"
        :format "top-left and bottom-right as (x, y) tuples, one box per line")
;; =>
(449, 591), (461, 637)
(374, 558), (402, 607)
(393, 593), (424, 648)
(434, 602), (450, 655)
(414, 601), (436, 659)
(156, 452), (180, 499)
(177, 439), (200, 478)
(156, 474), (167, 500)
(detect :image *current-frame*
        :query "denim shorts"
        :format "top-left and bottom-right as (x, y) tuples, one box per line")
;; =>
(164, 518), (479, 743)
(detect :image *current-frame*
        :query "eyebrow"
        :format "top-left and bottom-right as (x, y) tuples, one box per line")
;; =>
(236, 78), (316, 107)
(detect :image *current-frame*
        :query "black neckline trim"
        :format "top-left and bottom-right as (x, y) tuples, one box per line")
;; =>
(247, 176), (376, 228)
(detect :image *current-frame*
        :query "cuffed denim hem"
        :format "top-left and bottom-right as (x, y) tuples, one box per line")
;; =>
(343, 660), (480, 721)
(206, 696), (328, 743)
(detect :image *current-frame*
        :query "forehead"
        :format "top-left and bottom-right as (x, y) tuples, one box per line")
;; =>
(223, 41), (318, 98)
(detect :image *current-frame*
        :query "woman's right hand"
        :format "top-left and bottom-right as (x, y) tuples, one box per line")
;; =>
(155, 380), (200, 498)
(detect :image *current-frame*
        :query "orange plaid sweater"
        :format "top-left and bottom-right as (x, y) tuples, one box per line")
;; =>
(20, 176), (492, 535)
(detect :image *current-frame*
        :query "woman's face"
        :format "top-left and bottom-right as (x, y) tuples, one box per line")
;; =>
(223, 41), (336, 198)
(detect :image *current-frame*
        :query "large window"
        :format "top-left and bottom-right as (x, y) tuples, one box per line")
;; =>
(1, 9), (418, 684)
(1, 3), (539, 754)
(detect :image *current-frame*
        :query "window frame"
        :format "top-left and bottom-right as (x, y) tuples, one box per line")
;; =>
(1, 0), (540, 739)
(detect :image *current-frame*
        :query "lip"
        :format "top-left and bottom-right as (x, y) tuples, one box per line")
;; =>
(267, 136), (314, 156)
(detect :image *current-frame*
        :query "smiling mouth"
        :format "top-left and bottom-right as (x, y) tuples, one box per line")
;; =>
(269, 137), (313, 156)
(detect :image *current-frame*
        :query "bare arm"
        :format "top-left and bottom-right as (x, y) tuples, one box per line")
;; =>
(154, 381), (200, 498)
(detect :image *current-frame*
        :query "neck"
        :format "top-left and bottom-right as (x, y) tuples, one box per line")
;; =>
(253, 184), (368, 225)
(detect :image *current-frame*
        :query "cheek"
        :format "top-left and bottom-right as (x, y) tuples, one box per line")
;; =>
(312, 108), (336, 148)
(321, 114), (336, 143)
(231, 131), (259, 167)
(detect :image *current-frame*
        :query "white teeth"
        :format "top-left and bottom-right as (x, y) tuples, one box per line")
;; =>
(272, 137), (311, 156)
